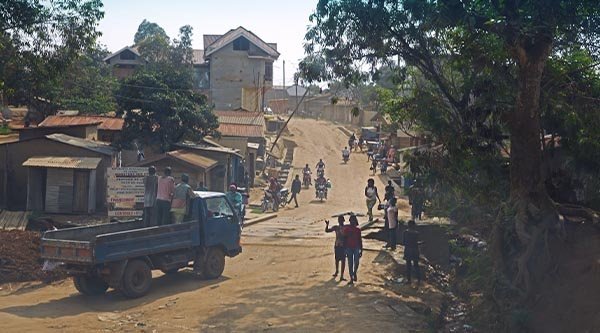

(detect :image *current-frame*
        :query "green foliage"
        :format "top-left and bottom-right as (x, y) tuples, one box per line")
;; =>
(51, 47), (118, 114)
(0, 125), (11, 135)
(116, 21), (218, 152)
(134, 19), (168, 44)
(0, 0), (104, 106)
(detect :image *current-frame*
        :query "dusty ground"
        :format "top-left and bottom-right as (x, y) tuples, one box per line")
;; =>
(0, 119), (438, 332)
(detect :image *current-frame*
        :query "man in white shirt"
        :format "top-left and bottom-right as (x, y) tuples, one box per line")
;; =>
(386, 197), (399, 250)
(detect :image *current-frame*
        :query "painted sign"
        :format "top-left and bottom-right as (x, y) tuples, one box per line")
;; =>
(107, 167), (148, 217)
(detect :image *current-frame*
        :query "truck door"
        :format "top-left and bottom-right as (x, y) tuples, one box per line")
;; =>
(203, 196), (241, 250)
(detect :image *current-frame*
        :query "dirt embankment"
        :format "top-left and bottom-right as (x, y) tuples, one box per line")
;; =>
(0, 230), (66, 283)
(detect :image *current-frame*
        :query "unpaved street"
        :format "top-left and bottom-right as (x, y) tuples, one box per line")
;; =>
(0, 119), (431, 332)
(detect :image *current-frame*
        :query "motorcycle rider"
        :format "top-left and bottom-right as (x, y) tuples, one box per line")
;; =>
(342, 146), (350, 162)
(316, 159), (326, 177)
(226, 183), (243, 216)
(302, 163), (312, 185)
(315, 174), (328, 198)
(268, 176), (282, 207)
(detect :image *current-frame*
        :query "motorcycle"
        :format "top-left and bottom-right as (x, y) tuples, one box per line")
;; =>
(261, 190), (278, 212)
(315, 183), (328, 201)
(316, 167), (325, 178)
(342, 153), (350, 164)
(303, 172), (312, 188)
(279, 188), (290, 208)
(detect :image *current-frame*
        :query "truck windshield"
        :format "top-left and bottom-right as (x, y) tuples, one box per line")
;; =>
(205, 197), (234, 217)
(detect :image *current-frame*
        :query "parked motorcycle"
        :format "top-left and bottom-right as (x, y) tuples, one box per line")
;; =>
(279, 188), (290, 208)
(261, 190), (278, 212)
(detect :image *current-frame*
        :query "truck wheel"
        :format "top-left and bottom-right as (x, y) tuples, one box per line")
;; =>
(120, 260), (152, 298)
(202, 248), (225, 279)
(73, 275), (109, 296)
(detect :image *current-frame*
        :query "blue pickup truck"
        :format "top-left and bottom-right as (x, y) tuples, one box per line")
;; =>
(40, 192), (242, 298)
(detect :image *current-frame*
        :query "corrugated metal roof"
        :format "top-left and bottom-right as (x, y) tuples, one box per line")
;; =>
(167, 150), (218, 170)
(214, 110), (265, 126)
(192, 49), (205, 65)
(204, 27), (279, 58)
(23, 156), (101, 169)
(203, 34), (223, 48)
(176, 142), (244, 158)
(0, 210), (29, 230)
(218, 123), (264, 138)
(46, 134), (115, 156)
(39, 115), (124, 131)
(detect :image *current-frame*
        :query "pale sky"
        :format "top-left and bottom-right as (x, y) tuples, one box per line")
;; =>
(98, 0), (318, 86)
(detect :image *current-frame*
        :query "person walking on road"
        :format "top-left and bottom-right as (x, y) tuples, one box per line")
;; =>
(325, 216), (347, 281)
(343, 215), (363, 285)
(288, 175), (302, 208)
(403, 220), (422, 284)
(143, 166), (159, 227)
(386, 198), (399, 250)
(156, 167), (175, 225)
(364, 178), (381, 222)
(385, 180), (395, 201)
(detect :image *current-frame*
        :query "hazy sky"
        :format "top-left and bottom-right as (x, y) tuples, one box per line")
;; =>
(98, 0), (318, 86)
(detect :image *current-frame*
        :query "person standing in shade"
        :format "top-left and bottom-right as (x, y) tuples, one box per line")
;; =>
(156, 167), (175, 225)
(288, 175), (302, 208)
(384, 180), (395, 201)
(387, 198), (399, 250)
(364, 178), (381, 222)
(325, 216), (347, 281)
(403, 220), (422, 284)
(172, 174), (195, 223)
(143, 166), (159, 227)
(343, 215), (363, 285)
(197, 181), (208, 191)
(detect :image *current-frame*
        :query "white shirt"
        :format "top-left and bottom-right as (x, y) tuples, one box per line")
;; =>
(342, 149), (350, 157)
(387, 206), (398, 229)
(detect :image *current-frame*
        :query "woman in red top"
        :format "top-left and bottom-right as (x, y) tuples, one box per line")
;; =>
(343, 215), (363, 285)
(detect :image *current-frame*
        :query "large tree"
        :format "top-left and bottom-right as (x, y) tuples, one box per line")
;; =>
(0, 0), (104, 107)
(303, 0), (600, 293)
(116, 22), (217, 152)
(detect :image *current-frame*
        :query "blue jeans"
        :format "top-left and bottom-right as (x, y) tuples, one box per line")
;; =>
(346, 248), (361, 279)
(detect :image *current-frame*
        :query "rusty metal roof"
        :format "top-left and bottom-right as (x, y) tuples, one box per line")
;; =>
(214, 110), (265, 126)
(217, 123), (264, 138)
(23, 156), (102, 169)
(167, 150), (218, 170)
(46, 134), (115, 156)
(39, 115), (124, 131)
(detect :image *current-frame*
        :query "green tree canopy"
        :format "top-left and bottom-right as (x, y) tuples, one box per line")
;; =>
(0, 0), (104, 106)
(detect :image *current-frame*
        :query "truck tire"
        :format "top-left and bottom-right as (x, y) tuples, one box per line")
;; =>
(201, 248), (225, 279)
(120, 259), (152, 298)
(73, 275), (109, 296)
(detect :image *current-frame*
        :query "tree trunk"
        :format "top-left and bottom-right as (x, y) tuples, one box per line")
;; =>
(503, 41), (559, 291)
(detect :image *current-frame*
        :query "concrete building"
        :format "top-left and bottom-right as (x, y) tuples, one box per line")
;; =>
(202, 27), (280, 111)
(103, 46), (146, 79)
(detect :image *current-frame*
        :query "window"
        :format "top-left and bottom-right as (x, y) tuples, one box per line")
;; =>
(119, 49), (136, 60)
(205, 197), (234, 218)
(264, 62), (273, 81)
(233, 37), (250, 51)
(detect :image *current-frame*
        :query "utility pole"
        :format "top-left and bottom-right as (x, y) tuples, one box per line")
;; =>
(282, 60), (286, 112)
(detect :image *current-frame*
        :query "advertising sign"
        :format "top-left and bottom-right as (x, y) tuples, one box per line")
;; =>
(107, 167), (148, 217)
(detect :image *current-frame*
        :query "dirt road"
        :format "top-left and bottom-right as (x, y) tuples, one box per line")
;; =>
(0, 119), (431, 332)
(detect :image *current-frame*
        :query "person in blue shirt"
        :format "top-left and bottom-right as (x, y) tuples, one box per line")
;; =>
(226, 184), (243, 215)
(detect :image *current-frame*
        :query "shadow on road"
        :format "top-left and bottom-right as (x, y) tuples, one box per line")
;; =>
(0, 271), (227, 319)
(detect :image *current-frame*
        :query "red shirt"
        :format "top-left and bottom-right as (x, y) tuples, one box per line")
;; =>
(343, 225), (362, 249)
